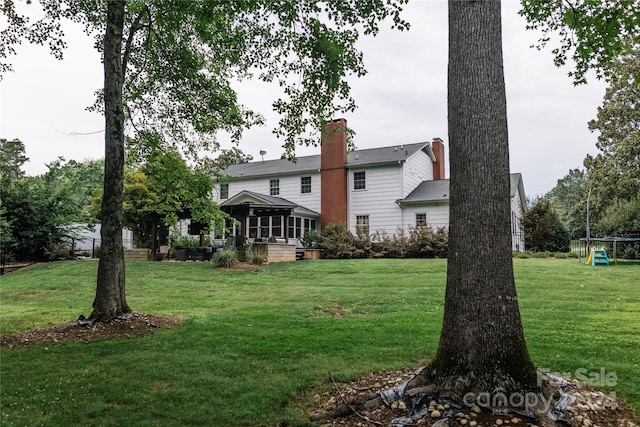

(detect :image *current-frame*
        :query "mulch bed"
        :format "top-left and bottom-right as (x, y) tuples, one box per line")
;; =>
(0, 312), (183, 348)
(309, 367), (639, 427)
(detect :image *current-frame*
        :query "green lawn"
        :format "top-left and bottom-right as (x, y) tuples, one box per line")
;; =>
(1, 258), (638, 426)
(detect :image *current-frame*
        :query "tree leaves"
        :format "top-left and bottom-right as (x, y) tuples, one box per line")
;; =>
(2, 0), (409, 160)
(519, 0), (640, 84)
(547, 46), (639, 238)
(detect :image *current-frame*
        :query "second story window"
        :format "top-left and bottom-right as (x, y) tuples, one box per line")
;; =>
(353, 171), (366, 190)
(220, 183), (229, 199)
(301, 176), (311, 194)
(270, 179), (280, 196)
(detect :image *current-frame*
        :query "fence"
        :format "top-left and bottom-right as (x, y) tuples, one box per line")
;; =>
(0, 239), (140, 275)
(71, 239), (137, 258)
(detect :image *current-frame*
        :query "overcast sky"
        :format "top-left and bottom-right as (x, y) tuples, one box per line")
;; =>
(0, 0), (607, 196)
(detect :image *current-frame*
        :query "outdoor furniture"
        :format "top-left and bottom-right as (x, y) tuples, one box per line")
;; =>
(175, 246), (214, 261)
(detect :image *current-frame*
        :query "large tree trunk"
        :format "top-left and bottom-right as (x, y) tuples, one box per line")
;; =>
(421, 0), (537, 400)
(91, 0), (129, 321)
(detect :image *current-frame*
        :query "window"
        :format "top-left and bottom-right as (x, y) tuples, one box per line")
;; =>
(353, 171), (366, 190)
(356, 215), (369, 235)
(296, 217), (302, 237)
(286, 216), (318, 239)
(270, 179), (280, 196)
(220, 183), (229, 199)
(249, 217), (258, 238)
(249, 217), (274, 239)
(272, 216), (282, 237)
(288, 217), (295, 239)
(301, 176), (311, 194)
(416, 213), (427, 227)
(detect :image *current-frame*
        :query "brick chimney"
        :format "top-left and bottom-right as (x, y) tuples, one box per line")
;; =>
(432, 138), (445, 180)
(320, 118), (348, 229)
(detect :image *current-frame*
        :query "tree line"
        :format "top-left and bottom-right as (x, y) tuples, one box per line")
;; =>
(0, 137), (249, 263)
(522, 47), (639, 256)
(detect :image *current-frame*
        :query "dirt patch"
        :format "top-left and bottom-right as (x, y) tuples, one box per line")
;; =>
(0, 313), (184, 348)
(309, 367), (639, 427)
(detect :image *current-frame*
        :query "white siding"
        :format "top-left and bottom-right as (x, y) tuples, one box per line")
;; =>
(281, 172), (321, 213)
(348, 164), (404, 235)
(72, 224), (134, 250)
(401, 203), (449, 231)
(214, 172), (321, 213)
(510, 188), (525, 252)
(402, 150), (434, 197)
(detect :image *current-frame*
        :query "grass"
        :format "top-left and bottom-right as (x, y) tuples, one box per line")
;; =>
(1, 258), (639, 426)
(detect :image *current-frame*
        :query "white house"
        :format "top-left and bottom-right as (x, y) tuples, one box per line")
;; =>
(205, 118), (526, 251)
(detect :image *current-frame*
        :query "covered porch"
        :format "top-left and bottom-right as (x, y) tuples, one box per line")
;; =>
(220, 191), (319, 262)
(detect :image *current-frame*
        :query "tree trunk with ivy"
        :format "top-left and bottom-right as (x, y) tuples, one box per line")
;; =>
(91, 0), (129, 321)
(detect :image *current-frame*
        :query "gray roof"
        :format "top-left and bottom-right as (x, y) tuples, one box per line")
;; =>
(220, 142), (433, 179)
(221, 190), (319, 216)
(400, 179), (450, 203)
(221, 190), (298, 208)
(346, 142), (434, 168)
(221, 155), (321, 179)
(400, 173), (525, 204)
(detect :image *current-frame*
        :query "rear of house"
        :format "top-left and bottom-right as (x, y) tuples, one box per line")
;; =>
(182, 118), (526, 252)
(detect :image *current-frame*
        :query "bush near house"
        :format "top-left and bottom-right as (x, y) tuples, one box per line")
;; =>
(211, 249), (239, 268)
(319, 223), (448, 259)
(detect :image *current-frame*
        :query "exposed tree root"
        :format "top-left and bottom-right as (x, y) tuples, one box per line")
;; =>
(309, 367), (639, 427)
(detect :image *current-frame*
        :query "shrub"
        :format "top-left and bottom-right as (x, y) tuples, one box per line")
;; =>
(248, 246), (268, 265)
(45, 242), (75, 261)
(319, 222), (363, 259)
(212, 249), (239, 268)
(622, 245), (638, 259)
(354, 227), (373, 257)
(372, 229), (409, 258)
(300, 229), (320, 248)
(406, 226), (448, 258)
(171, 235), (208, 250)
(319, 224), (448, 259)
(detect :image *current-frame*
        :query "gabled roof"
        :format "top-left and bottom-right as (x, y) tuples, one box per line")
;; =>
(220, 190), (319, 217)
(399, 173), (526, 204)
(221, 190), (297, 208)
(219, 142), (434, 180)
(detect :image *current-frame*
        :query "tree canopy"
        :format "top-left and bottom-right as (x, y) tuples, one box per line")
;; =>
(91, 148), (221, 248)
(0, 152), (103, 261)
(1, 0), (409, 160)
(546, 168), (588, 239)
(0, 138), (29, 181)
(584, 46), (640, 233)
(547, 46), (640, 240)
(520, 0), (640, 84)
(521, 197), (571, 252)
